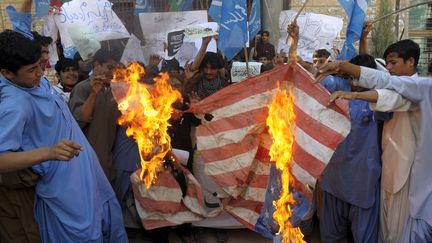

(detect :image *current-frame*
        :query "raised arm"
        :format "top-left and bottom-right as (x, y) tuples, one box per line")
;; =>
(317, 61), (430, 103)
(357, 66), (427, 103)
(359, 21), (372, 55)
(287, 21), (299, 65)
(190, 36), (212, 71)
(329, 90), (378, 103)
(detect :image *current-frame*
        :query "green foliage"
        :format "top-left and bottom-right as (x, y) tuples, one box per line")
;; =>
(371, 0), (397, 58)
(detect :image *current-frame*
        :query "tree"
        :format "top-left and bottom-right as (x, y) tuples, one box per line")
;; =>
(371, 0), (397, 58)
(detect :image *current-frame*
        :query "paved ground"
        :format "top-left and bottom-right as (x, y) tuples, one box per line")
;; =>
(128, 226), (322, 243)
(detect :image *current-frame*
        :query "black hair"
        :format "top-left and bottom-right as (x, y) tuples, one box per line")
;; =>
(55, 58), (79, 73)
(258, 52), (273, 60)
(260, 30), (270, 36)
(200, 52), (224, 70)
(0, 30), (41, 73)
(383, 39), (420, 68)
(349, 54), (377, 69)
(313, 49), (331, 58)
(32, 31), (53, 47)
(161, 58), (180, 72)
(93, 48), (121, 65)
(73, 51), (83, 62)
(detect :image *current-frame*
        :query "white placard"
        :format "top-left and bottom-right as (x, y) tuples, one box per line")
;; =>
(68, 25), (101, 60)
(43, 15), (59, 67)
(54, 0), (130, 55)
(278, 10), (343, 62)
(184, 23), (219, 40)
(230, 62), (262, 83)
(139, 11), (208, 65)
(121, 34), (146, 65)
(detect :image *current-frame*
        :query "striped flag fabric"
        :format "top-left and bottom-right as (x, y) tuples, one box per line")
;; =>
(131, 164), (212, 229)
(188, 64), (350, 234)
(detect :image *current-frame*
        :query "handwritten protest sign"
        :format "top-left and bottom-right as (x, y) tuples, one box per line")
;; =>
(68, 25), (101, 60)
(54, 0), (129, 58)
(139, 11), (208, 65)
(230, 62), (262, 83)
(278, 10), (343, 62)
(121, 34), (146, 65)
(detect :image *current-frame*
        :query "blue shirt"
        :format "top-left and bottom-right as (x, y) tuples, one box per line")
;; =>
(6, 6), (34, 40)
(0, 76), (117, 241)
(319, 76), (382, 208)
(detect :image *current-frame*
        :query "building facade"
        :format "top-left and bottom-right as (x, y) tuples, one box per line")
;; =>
(1, 0), (429, 74)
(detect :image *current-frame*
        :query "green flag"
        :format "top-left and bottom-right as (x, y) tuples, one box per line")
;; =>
(168, 0), (180, 11)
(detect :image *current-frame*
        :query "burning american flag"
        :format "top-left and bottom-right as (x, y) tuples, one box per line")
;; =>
(111, 63), (350, 238)
(189, 63), (350, 237)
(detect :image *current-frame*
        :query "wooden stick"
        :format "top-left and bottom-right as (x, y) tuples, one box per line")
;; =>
(285, 0), (310, 44)
(293, 0), (310, 23)
(244, 46), (250, 77)
(399, 27), (405, 41)
(371, 0), (432, 24)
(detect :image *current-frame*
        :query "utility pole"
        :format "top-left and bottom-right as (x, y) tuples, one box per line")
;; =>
(395, 0), (400, 38)
(262, 0), (283, 45)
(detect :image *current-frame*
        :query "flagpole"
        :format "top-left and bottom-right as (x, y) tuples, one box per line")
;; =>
(244, 47), (250, 77)
(399, 27), (405, 41)
(370, 0), (432, 24)
(285, 0), (310, 44)
(244, 0), (252, 78)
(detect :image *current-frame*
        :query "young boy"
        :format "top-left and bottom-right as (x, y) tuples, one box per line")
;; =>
(317, 59), (432, 243)
(69, 48), (122, 185)
(53, 58), (80, 102)
(0, 30), (127, 242)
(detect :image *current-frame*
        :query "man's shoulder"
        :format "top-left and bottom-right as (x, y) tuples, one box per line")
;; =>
(0, 88), (30, 119)
(70, 79), (91, 96)
(0, 80), (32, 104)
(74, 79), (91, 89)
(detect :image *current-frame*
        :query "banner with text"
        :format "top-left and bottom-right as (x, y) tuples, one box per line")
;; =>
(278, 10), (343, 62)
(54, 0), (129, 58)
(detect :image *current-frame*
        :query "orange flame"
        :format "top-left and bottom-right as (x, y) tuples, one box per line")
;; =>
(112, 63), (182, 188)
(266, 84), (305, 243)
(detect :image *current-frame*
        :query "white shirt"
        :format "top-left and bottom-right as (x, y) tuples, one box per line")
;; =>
(52, 83), (71, 102)
(368, 74), (420, 193)
(357, 67), (432, 223)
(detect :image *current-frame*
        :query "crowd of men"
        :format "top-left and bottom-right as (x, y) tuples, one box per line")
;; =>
(0, 0), (432, 243)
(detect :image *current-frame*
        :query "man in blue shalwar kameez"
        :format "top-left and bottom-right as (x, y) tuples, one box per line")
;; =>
(318, 55), (382, 243)
(0, 29), (127, 242)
